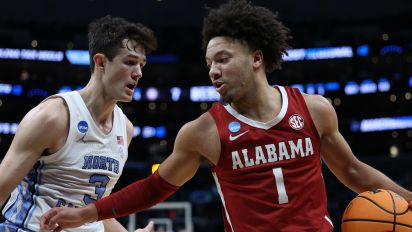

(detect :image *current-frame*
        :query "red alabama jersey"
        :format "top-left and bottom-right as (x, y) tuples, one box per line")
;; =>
(209, 86), (333, 232)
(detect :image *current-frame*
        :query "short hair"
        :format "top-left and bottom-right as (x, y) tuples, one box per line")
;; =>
(88, 15), (158, 73)
(202, 0), (291, 73)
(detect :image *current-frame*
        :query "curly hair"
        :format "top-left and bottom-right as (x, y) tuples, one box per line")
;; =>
(202, 0), (291, 73)
(88, 15), (158, 73)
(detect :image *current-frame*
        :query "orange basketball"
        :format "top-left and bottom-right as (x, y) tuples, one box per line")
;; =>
(342, 189), (412, 232)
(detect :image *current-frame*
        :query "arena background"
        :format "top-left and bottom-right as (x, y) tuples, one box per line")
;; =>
(1, 0), (412, 231)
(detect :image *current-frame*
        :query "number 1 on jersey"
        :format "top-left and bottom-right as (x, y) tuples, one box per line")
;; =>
(273, 167), (289, 204)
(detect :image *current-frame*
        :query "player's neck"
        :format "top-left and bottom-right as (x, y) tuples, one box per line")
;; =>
(230, 83), (281, 123)
(78, 84), (116, 128)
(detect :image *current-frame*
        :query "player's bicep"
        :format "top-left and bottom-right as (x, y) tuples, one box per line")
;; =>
(306, 94), (350, 165)
(321, 131), (357, 173)
(0, 106), (59, 199)
(0, 133), (41, 202)
(158, 123), (203, 186)
(315, 99), (362, 186)
(2, 108), (52, 163)
(12, 100), (66, 156)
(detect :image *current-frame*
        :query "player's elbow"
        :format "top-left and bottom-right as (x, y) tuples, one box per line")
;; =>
(341, 161), (377, 193)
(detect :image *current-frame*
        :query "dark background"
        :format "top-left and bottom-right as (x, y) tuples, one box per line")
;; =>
(1, 0), (412, 231)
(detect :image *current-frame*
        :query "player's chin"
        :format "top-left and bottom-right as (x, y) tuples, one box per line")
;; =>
(120, 97), (133, 102)
(118, 93), (134, 102)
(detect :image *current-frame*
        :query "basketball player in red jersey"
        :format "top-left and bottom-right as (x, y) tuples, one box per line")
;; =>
(41, 1), (412, 231)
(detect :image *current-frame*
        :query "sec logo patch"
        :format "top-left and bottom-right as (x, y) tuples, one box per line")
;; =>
(289, 114), (304, 130)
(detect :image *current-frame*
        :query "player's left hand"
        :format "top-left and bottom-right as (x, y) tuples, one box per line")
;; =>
(40, 206), (95, 232)
(135, 221), (154, 232)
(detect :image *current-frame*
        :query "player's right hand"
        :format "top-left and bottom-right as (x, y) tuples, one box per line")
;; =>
(40, 206), (96, 232)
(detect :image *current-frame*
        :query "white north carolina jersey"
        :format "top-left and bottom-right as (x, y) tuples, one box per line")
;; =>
(2, 91), (129, 232)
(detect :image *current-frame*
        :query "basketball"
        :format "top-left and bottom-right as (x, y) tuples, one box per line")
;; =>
(342, 189), (412, 232)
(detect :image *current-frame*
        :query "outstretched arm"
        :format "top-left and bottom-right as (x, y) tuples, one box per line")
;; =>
(101, 117), (161, 232)
(40, 115), (215, 230)
(305, 94), (412, 204)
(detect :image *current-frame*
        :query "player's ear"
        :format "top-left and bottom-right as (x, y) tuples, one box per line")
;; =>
(93, 53), (106, 72)
(252, 50), (263, 69)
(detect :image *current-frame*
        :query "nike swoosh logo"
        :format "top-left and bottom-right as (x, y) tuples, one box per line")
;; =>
(229, 130), (249, 141)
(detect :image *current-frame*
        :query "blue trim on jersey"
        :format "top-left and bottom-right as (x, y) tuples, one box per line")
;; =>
(23, 161), (43, 228)
(3, 184), (23, 222)
(0, 219), (35, 232)
(2, 189), (19, 218)
(4, 184), (29, 224)
(3, 161), (42, 229)
(17, 166), (36, 225)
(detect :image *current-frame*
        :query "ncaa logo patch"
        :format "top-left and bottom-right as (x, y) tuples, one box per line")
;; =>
(288, 114), (304, 130)
(228, 121), (241, 133)
(77, 121), (88, 133)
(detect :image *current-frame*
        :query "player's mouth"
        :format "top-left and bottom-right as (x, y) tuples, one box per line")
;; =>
(125, 83), (137, 95)
(213, 81), (225, 92)
(127, 84), (135, 90)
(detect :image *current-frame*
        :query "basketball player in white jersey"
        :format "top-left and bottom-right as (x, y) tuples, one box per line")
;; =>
(0, 15), (155, 232)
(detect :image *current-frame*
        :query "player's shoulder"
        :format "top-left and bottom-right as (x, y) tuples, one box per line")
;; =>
(23, 96), (69, 130)
(176, 112), (216, 143)
(183, 112), (215, 133)
(302, 93), (338, 136)
(13, 96), (70, 148)
(174, 112), (220, 162)
(302, 93), (335, 117)
(41, 95), (67, 108)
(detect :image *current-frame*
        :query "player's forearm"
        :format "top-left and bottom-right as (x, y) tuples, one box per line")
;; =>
(79, 203), (99, 224)
(103, 218), (128, 232)
(95, 170), (179, 220)
(368, 171), (412, 202)
(347, 162), (412, 200)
